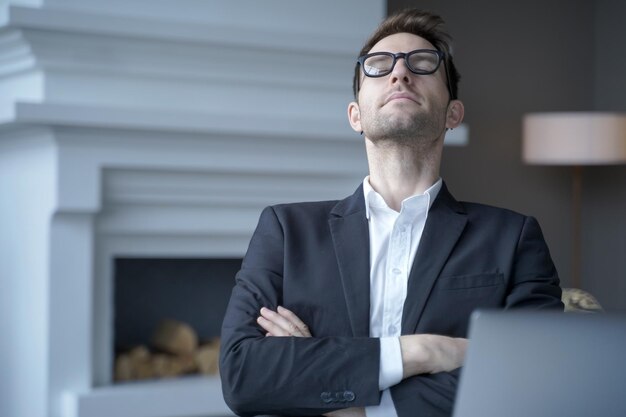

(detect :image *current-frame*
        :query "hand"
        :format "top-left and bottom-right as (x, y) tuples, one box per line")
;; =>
(257, 306), (312, 337)
(400, 334), (468, 377)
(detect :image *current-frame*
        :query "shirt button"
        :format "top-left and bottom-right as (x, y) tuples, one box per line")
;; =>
(392, 268), (401, 275)
(388, 325), (397, 334)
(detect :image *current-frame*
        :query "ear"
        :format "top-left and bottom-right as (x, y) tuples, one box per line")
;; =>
(445, 99), (465, 129)
(347, 101), (362, 133)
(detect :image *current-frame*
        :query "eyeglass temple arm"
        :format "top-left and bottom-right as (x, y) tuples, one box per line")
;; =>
(442, 58), (455, 100)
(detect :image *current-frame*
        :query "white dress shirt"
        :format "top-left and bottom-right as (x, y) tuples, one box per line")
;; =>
(362, 177), (442, 417)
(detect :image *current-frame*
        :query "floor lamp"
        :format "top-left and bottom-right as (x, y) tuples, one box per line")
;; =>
(522, 112), (626, 289)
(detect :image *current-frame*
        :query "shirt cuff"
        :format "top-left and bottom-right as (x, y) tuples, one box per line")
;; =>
(365, 389), (398, 417)
(378, 336), (403, 390)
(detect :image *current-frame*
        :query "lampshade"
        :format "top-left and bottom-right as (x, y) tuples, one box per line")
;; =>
(522, 112), (626, 165)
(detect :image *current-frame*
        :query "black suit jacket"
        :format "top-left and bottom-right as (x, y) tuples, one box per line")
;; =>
(220, 183), (563, 417)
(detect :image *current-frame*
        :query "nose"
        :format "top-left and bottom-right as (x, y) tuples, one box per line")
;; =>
(389, 56), (411, 85)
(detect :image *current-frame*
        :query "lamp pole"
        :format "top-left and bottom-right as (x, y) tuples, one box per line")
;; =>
(571, 165), (582, 289)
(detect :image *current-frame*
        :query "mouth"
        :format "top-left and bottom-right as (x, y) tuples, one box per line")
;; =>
(384, 91), (420, 105)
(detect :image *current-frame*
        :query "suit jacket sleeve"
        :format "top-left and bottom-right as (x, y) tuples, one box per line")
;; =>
(390, 214), (563, 417)
(504, 215), (563, 309)
(220, 206), (381, 417)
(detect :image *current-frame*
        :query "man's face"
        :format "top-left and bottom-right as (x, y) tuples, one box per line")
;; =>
(349, 32), (459, 147)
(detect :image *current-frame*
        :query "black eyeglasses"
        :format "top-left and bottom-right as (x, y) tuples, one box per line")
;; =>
(356, 49), (454, 99)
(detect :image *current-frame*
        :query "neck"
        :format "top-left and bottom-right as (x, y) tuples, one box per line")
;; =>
(365, 138), (442, 211)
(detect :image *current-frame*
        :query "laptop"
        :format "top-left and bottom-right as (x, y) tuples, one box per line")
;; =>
(453, 310), (626, 417)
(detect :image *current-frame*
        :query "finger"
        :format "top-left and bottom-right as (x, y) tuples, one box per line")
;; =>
(268, 307), (308, 337)
(277, 306), (312, 337)
(257, 315), (290, 337)
(260, 307), (307, 337)
(260, 307), (303, 336)
(259, 308), (302, 336)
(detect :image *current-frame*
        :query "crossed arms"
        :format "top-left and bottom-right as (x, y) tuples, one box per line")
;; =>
(257, 306), (468, 417)
(220, 279), (466, 417)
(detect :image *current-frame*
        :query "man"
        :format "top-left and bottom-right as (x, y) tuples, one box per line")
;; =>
(220, 8), (563, 417)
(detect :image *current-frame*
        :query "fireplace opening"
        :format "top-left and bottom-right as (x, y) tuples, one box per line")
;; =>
(113, 257), (241, 382)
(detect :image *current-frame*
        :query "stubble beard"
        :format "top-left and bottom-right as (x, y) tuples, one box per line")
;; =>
(363, 103), (448, 153)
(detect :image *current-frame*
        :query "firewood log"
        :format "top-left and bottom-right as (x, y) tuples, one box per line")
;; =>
(152, 319), (198, 356)
(195, 339), (220, 375)
(115, 345), (152, 381)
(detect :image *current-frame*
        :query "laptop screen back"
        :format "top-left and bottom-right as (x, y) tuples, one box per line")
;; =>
(453, 310), (626, 417)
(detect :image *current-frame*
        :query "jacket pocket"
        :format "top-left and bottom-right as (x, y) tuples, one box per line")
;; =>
(437, 272), (504, 290)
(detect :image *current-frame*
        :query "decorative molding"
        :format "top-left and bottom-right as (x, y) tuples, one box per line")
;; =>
(6, 4), (367, 54)
(63, 376), (231, 417)
(1, 4), (362, 131)
(102, 168), (360, 209)
(8, 103), (353, 140)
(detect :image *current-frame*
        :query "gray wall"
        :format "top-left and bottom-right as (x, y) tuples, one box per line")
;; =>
(586, 1), (626, 310)
(387, 0), (626, 310)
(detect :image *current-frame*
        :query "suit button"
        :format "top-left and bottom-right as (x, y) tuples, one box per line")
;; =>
(344, 391), (355, 402)
(321, 391), (332, 403)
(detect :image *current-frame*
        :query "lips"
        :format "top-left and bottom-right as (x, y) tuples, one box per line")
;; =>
(385, 91), (420, 105)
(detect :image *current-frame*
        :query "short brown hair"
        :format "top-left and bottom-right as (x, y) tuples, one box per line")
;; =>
(352, 9), (460, 100)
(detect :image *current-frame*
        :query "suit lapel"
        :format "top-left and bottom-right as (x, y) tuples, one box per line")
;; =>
(329, 185), (371, 337)
(401, 183), (467, 334)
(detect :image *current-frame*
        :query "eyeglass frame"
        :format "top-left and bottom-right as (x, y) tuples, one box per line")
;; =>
(355, 49), (456, 100)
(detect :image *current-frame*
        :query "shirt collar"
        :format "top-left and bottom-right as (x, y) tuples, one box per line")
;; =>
(363, 176), (442, 220)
